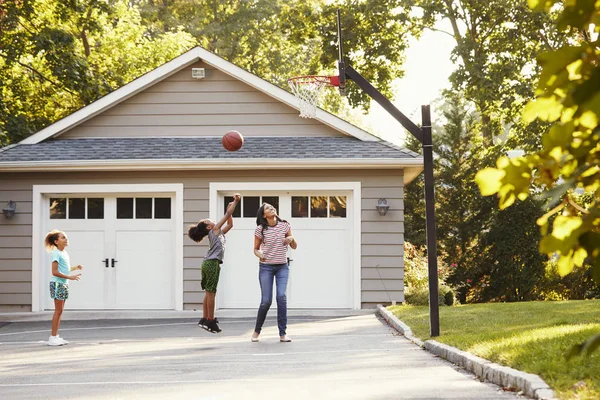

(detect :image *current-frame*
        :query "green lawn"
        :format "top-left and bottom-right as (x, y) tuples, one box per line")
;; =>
(389, 300), (600, 400)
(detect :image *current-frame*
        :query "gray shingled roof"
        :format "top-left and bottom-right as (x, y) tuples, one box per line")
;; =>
(0, 137), (420, 162)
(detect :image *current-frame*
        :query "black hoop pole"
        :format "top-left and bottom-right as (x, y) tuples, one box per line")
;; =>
(342, 59), (440, 337)
(422, 104), (440, 337)
(336, 9), (346, 95)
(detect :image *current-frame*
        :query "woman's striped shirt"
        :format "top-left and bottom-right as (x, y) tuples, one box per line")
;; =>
(254, 221), (291, 264)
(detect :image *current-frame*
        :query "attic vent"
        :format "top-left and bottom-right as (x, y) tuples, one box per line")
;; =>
(192, 68), (205, 79)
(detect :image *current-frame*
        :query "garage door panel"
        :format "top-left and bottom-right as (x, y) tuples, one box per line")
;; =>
(45, 230), (107, 310)
(289, 229), (351, 308)
(115, 230), (173, 309)
(219, 228), (261, 308)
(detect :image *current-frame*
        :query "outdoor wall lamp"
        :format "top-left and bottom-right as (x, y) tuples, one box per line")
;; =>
(2, 200), (16, 219)
(376, 198), (390, 216)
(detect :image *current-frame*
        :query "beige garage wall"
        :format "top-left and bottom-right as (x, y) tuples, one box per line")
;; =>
(0, 169), (404, 311)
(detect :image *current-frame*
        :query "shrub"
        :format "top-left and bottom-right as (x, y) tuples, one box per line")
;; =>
(404, 242), (457, 306)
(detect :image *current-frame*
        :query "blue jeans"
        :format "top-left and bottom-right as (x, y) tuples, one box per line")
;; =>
(254, 262), (289, 336)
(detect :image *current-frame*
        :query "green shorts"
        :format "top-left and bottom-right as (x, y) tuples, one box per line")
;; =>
(201, 259), (221, 293)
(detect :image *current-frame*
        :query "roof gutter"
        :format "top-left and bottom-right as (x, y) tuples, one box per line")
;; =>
(0, 157), (422, 170)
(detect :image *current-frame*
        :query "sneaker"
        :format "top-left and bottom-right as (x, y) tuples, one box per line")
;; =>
(48, 336), (64, 346)
(57, 335), (69, 345)
(205, 319), (221, 334)
(198, 318), (207, 328)
(279, 336), (292, 342)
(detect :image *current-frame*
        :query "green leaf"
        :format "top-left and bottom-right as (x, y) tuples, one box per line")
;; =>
(557, 252), (575, 276)
(579, 110), (598, 128)
(475, 168), (504, 196)
(572, 247), (588, 266)
(552, 215), (583, 240)
(527, 0), (557, 11)
(523, 96), (563, 123)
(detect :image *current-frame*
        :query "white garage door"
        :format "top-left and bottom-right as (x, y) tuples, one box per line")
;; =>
(217, 191), (354, 309)
(43, 195), (175, 310)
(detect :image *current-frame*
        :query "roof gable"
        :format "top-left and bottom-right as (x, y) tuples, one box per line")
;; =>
(21, 47), (379, 144)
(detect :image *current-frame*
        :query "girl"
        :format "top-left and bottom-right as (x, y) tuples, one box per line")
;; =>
(188, 193), (241, 333)
(44, 229), (82, 346)
(251, 203), (297, 343)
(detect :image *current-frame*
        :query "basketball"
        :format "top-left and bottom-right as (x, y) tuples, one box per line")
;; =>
(222, 130), (244, 152)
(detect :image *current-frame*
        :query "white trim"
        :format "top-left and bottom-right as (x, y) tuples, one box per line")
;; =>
(31, 184), (184, 312)
(20, 47), (378, 144)
(31, 187), (42, 312)
(209, 181), (362, 310)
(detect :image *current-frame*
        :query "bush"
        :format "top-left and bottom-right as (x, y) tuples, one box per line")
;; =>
(404, 284), (457, 306)
(404, 242), (457, 306)
(534, 260), (600, 300)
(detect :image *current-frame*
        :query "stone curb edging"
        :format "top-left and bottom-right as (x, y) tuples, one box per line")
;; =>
(376, 305), (557, 400)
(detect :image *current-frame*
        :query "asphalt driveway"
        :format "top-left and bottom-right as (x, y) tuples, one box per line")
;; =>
(0, 313), (521, 399)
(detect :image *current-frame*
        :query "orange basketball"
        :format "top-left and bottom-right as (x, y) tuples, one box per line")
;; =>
(222, 130), (244, 152)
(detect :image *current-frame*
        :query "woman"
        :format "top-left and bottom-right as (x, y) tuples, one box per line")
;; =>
(251, 203), (297, 342)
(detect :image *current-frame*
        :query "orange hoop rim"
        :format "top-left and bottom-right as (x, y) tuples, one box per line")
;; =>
(287, 75), (340, 87)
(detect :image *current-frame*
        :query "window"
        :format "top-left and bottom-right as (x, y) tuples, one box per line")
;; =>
(50, 198), (66, 219)
(117, 197), (173, 219)
(223, 196), (241, 218)
(135, 198), (152, 219)
(117, 198), (134, 219)
(311, 196), (328, 218)
(292, 196), (308, 218)
(49, 198), (105, 220)
(88, 198), (104, 219)
(223, 195), (280, 218)
(154, 198), (171, 219)
(68, 198), (85, 219)
(291, 195), (347, 218)
(330, 196), (347, 218)
(243, 197), (260, 218)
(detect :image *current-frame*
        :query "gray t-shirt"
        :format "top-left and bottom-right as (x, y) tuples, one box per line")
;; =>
(204, 229), (225, 262)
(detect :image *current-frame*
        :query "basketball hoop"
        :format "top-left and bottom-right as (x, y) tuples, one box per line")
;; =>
(288, 76), (340, 118)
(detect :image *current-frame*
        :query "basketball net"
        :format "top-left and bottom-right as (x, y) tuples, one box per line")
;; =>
(288, 76), (339, 118)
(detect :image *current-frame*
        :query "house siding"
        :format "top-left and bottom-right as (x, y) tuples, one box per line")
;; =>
(61, 61), (342, 139)
(0, 169), (404, 311)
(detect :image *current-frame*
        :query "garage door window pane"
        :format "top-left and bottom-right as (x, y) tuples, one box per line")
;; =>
(261, 196), (279, 212)
(68, 198), (85, 219)
(117, 198), (134, 219)
(244, 196), (260, 218)
(311, 196), (328, 218)
(136, 198), (152, 219)
(224, 196), (241, 218)
(292, 196), (308, 218)
(329, 196), (347, 218)
(87, 198), (104, 219)
(50, 198), (66, 219)
(154, 198), (171, 219)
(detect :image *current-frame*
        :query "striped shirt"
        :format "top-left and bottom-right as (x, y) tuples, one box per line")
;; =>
(254, 221), (291, 264)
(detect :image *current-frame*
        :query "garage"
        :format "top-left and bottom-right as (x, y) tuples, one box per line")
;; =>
(34, 184), (184, 311)
(213, 182), (360, 310)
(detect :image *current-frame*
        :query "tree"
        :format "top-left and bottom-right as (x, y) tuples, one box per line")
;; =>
(0, 0), (196, 146)
(414, 0), (568, 146)
(135, 0), (421, 112)
(476, 0), (600, 355)
(403, 132), (426, 247)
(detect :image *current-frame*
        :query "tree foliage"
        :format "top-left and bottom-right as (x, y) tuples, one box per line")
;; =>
(475, 0), (600, 356)
(476, 0), (600, 286)
(414, 0), (568, 146)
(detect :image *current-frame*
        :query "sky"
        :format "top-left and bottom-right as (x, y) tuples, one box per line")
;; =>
(359, 21), (457, 146)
